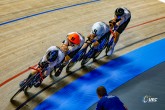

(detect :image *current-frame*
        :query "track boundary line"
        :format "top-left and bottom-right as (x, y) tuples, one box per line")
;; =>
(0, 0), (100, 26)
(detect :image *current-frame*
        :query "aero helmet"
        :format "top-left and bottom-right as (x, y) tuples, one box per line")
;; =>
(91, 22), (104, 36)
(47, 50), (58, 62)
(68, 33), (80, 45)
(115, 8), (124, 17)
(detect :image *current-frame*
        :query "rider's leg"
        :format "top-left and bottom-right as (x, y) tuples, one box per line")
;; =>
(54, 62), (67, 77)
(107, 17), (131, 56)
(93, 41), (99, 49)
(107, 31), (119, 56)
(54, 58), (66, 76)
(93, 31), (110, 51)
(56, 46), (83, 75)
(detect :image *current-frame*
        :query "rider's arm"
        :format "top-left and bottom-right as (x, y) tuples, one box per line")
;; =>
(115, 16), (125, 27)
(87, 34), (94, 41)
(109, 20), (116, 29)
(38, 60), (49, 69)
(60, 42), (71, 63)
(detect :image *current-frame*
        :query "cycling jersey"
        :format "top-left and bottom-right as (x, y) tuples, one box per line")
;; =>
(41, 46), (65, 76)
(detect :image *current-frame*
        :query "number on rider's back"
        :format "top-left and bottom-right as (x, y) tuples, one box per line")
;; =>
(71, 37), (75, 41)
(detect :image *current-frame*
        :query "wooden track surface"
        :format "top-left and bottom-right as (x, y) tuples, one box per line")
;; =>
(0, 0), (165, 109)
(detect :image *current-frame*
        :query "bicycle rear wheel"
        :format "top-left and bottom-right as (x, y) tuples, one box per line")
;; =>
(10, 86), (25, 102)
(105, 37), (114, 56)
(81, 46), (96, 66)
(81, 56), (91, 66)
(93, 50), (102, 60)
(105, 45), (110, 56)
(10, 74), (36, 101)
(66, 61), (76, 72)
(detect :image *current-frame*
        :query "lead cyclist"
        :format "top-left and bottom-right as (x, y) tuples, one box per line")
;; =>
(107, 7), (131, 56)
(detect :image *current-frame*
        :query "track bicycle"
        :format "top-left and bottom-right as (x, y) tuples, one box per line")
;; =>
(81, 35), (109, 66)
(66, 42), (92, 72)
(10, 66), (45, 101)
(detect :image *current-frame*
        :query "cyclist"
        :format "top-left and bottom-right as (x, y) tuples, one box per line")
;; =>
(19, 45), (67, 87)
(55, 32), (85, 74)
(107, 7), (131, 56)
(82, 21), (110, 51)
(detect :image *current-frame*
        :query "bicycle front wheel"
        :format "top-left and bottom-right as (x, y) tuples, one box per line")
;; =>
(10, 86), (24, 102)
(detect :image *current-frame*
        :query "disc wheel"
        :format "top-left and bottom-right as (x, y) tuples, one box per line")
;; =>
(105, 46), (110, 56)
(81, 56), (91, 66)
(93, 50), (102, 60)
(66, 61), (77, 72)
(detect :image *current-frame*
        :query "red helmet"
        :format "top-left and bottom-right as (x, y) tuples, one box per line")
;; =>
(68, 33), (80, 45)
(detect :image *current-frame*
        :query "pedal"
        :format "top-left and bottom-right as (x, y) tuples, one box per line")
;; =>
(34, 80), (42, 87)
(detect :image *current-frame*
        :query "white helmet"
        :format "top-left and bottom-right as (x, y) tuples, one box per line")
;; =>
(91, 22), (104, 36)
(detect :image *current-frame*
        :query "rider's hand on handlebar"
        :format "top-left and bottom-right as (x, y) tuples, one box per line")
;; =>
(86, 40), (92, 44)
(109, 20), (116, 29)
(31, 67), (42, 75)
(38, 61), (49, 69)
(85, 35), (92, 44)
(114, 24), (119, 30)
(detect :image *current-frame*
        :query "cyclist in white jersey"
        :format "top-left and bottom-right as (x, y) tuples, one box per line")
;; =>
(20, 46), (67, 87)
(83, 22), (111, 49)
(108, 7), (131, 55)
(55, 32), (85, 74)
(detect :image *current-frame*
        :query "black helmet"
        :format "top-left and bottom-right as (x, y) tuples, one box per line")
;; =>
(115, 8), (124, 17)
(47, 50), (58, 62)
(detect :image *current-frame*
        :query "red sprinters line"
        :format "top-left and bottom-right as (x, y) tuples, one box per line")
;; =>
(0, 65), (37, 87)
(0, 16), (165, 87)
(126, 16), (165, 30)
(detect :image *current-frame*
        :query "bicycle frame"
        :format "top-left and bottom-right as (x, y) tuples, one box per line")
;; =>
(73, 42), (93, 61)
(71, 48), (87, 62)
(10, 66), (45, 101)
(23, 67), (45, 89)
(84, 36), (109, 59)
(29, 67), (44, 80)
(107, 36), (114, 48)
(66, 43), (91, 71)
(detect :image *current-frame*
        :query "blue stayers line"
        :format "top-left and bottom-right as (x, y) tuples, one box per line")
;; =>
(34, 38), (165, 110)
(0, 0), (100, 26)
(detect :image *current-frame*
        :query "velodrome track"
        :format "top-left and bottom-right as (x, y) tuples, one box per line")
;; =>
(0, 0), (165, 110)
